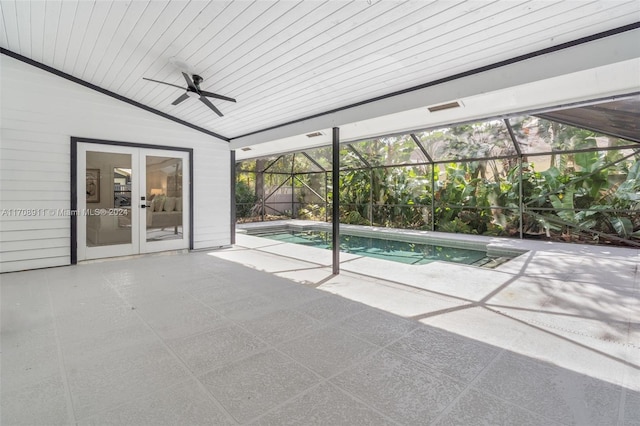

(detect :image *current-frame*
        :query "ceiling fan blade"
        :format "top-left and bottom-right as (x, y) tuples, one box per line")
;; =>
(199, 96), (223, 117)
(142, 77), (184, 90)
(182, 72), (197, 91)
(171, 93), (190, 105)
(199, 90), (236, 103)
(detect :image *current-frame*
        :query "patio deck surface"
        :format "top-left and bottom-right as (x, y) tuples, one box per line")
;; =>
(1, 230), (639, 425)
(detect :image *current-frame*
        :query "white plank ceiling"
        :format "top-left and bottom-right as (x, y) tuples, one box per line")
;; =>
(1, 0), (639, 140)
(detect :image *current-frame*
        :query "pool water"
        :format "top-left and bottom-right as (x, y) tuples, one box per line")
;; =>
(253, 229), (505, 267)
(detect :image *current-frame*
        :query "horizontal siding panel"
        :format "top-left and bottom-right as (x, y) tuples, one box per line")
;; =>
(1, 229), (69, 241)
(194, 240), (231, 250)
(194, 218), (229, 227)
(2, 115), (222, 150)
(193, 182), (228, 191)
(1, 87), (191, 126)
(2, 101), (187, 128)
(0, 139), (70, 154)
(3, 118), (221, 149)
(1, 190), (69, 202)
(194, 227), (229, 237)
(1, 238), (69, 252)
(194, 205), (230, 213)
(0, 116), (76, 135)
(194, 217), (229, 226)
(0, 219), (68, 232)
(195, 184), (230, 192)
(0, 200), (70, 210)
(192, 169), (227, 178)
(0, 128), (71, 145)
(0, 247), (69, 263)
(1, 107), (62, 124)
(194, 230), (231, 240)
(0, 180), (69, 191)
(0, 170), (69, 183)
(0, 159), (69, 173)
(0, 149), (69, 163)
(192, 153), (229, 161)
(0, 257), (70, 273)
(196, 153), (230, 160)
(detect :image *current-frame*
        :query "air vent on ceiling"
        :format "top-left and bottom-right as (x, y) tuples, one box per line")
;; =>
(428, 101), (461, 113)
(306, 131), (324, 138)
(241, 147), (252, 151)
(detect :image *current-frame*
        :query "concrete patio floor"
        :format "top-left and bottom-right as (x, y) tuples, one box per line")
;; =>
(1, 232), (639, 425)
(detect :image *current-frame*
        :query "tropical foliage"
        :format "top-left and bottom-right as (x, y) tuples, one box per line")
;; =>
(237, 116), (640, 246)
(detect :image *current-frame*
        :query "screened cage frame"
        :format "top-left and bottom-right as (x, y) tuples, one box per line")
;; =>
(236, 94), (640, 248)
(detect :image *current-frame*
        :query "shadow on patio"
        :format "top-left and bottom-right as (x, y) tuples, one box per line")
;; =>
(3, 246), (637, 425)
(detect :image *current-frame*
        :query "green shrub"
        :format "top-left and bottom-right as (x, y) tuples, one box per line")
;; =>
(235, 181), (257, 218)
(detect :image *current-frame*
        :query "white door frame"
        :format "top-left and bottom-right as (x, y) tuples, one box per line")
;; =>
(75, 141), (191, 262)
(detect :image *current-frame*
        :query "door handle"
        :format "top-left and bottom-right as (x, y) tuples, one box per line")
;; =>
(141, 205), (147, 208)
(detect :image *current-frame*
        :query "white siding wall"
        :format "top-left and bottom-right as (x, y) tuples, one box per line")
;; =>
(0, 55), (230, 273)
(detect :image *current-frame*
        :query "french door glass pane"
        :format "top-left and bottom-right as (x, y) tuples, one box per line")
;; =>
(85, 151), (132, 247)
(146, 156), (183, 242)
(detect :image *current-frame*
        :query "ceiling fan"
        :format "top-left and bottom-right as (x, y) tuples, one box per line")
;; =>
(143, 72), (236, 117)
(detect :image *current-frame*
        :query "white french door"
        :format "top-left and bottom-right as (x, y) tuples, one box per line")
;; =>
(77, 143), (190, 261)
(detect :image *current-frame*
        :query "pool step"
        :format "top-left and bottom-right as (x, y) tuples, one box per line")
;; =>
(470, 256), (511, 269)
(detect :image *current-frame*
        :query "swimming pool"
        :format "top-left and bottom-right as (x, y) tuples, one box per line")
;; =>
(249, 229), (514, 268)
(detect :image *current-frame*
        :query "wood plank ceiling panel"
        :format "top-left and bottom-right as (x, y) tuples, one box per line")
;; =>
(165, 1), (338, 122)
(137, 0), (280, 114)
(132, 1), (235, 106)
(83, 0), (143, 82)
(188, 0), (434, 127)
(194, 0), (334, 88)
(51, 0), (79, 71)
(149, 0), (331, 116)
(226, 0), (573, 126)
(387, 1), (639, 92)
(172, 1), (362, 130)
(229, 0), (583, 130)
(191, 0), (363, 130)
(107, 1), (195, 93)
(1, 0), (638, 139)
(218, 0), (640, 135)
(0, 5), (8, 48)
(212, 2), (491, 130)
(0, 0), (20, 52)
(144, 0), (261, 121)
(217, 1), (430, 101)
(210, 0), (357, 91)
(208, 0), (482, 129)
(97, 1), (171, 88)
(13, 0), (30, 57)
(198, 0), (393, 93)
(63, 0), (99, 75)
(40, 0), (61, 65)
(28, 0), (46, 63)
